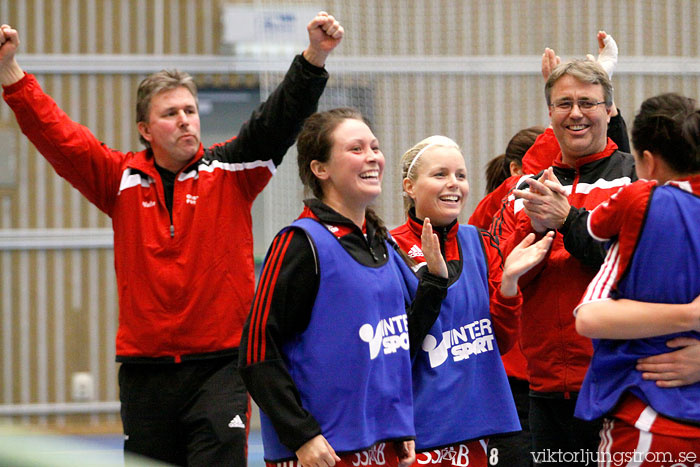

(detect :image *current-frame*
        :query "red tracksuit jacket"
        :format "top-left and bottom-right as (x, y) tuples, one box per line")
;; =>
(3, 55), (328, 362)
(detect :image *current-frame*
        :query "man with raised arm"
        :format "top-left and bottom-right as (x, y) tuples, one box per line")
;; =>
(0, 12), (343, 466)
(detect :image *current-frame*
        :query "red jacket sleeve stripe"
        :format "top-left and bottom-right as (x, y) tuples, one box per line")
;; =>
(247, 230), (294, 365)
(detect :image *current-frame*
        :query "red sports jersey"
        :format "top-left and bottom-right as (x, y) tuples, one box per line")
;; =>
(578, 175), (700, 310)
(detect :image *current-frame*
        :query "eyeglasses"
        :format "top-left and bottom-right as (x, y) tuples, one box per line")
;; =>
(550, 100), (607, 113)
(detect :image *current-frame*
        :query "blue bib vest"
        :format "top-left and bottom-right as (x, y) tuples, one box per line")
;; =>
(260, 218), (416, 461)
(576, 185), (700, 423)
(412, 225), (520, 450)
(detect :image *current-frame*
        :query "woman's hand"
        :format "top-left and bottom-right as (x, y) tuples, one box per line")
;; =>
(296, 434), (340, 467)
(421, 217), (448, 279)
(396, 440), (416, 467)
(500, 231), (554, 296)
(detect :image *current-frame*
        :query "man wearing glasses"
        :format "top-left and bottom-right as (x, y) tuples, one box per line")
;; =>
(490, 58), (637, 464)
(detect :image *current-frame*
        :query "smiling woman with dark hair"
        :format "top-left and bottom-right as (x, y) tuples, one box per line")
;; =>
(239, 108), (450, 467)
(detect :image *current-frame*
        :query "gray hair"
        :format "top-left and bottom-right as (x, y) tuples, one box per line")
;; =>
(545, 59), (613, 107)
(135, 69), (198, 148)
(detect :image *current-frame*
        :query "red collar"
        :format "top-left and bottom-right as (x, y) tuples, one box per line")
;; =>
(406, 211), (458, 242)
(128, 144), (205, 175)
(667, 174), (700, 193)
(298, 205), (366, 237)
(553, 138), (618, 170)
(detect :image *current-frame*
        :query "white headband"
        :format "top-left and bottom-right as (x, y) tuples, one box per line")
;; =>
(406, 143), (437, 178)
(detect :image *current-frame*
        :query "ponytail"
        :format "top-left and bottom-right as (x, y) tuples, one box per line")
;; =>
(365, 207), (388, 242)
(365, 207), (417, 268)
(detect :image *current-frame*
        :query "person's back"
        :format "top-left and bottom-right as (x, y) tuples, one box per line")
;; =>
(578, 179), (700, 420)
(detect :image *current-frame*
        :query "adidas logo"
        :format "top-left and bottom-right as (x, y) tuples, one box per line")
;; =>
(407, 244), (423, 258)
(228, 414), (245, 429)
